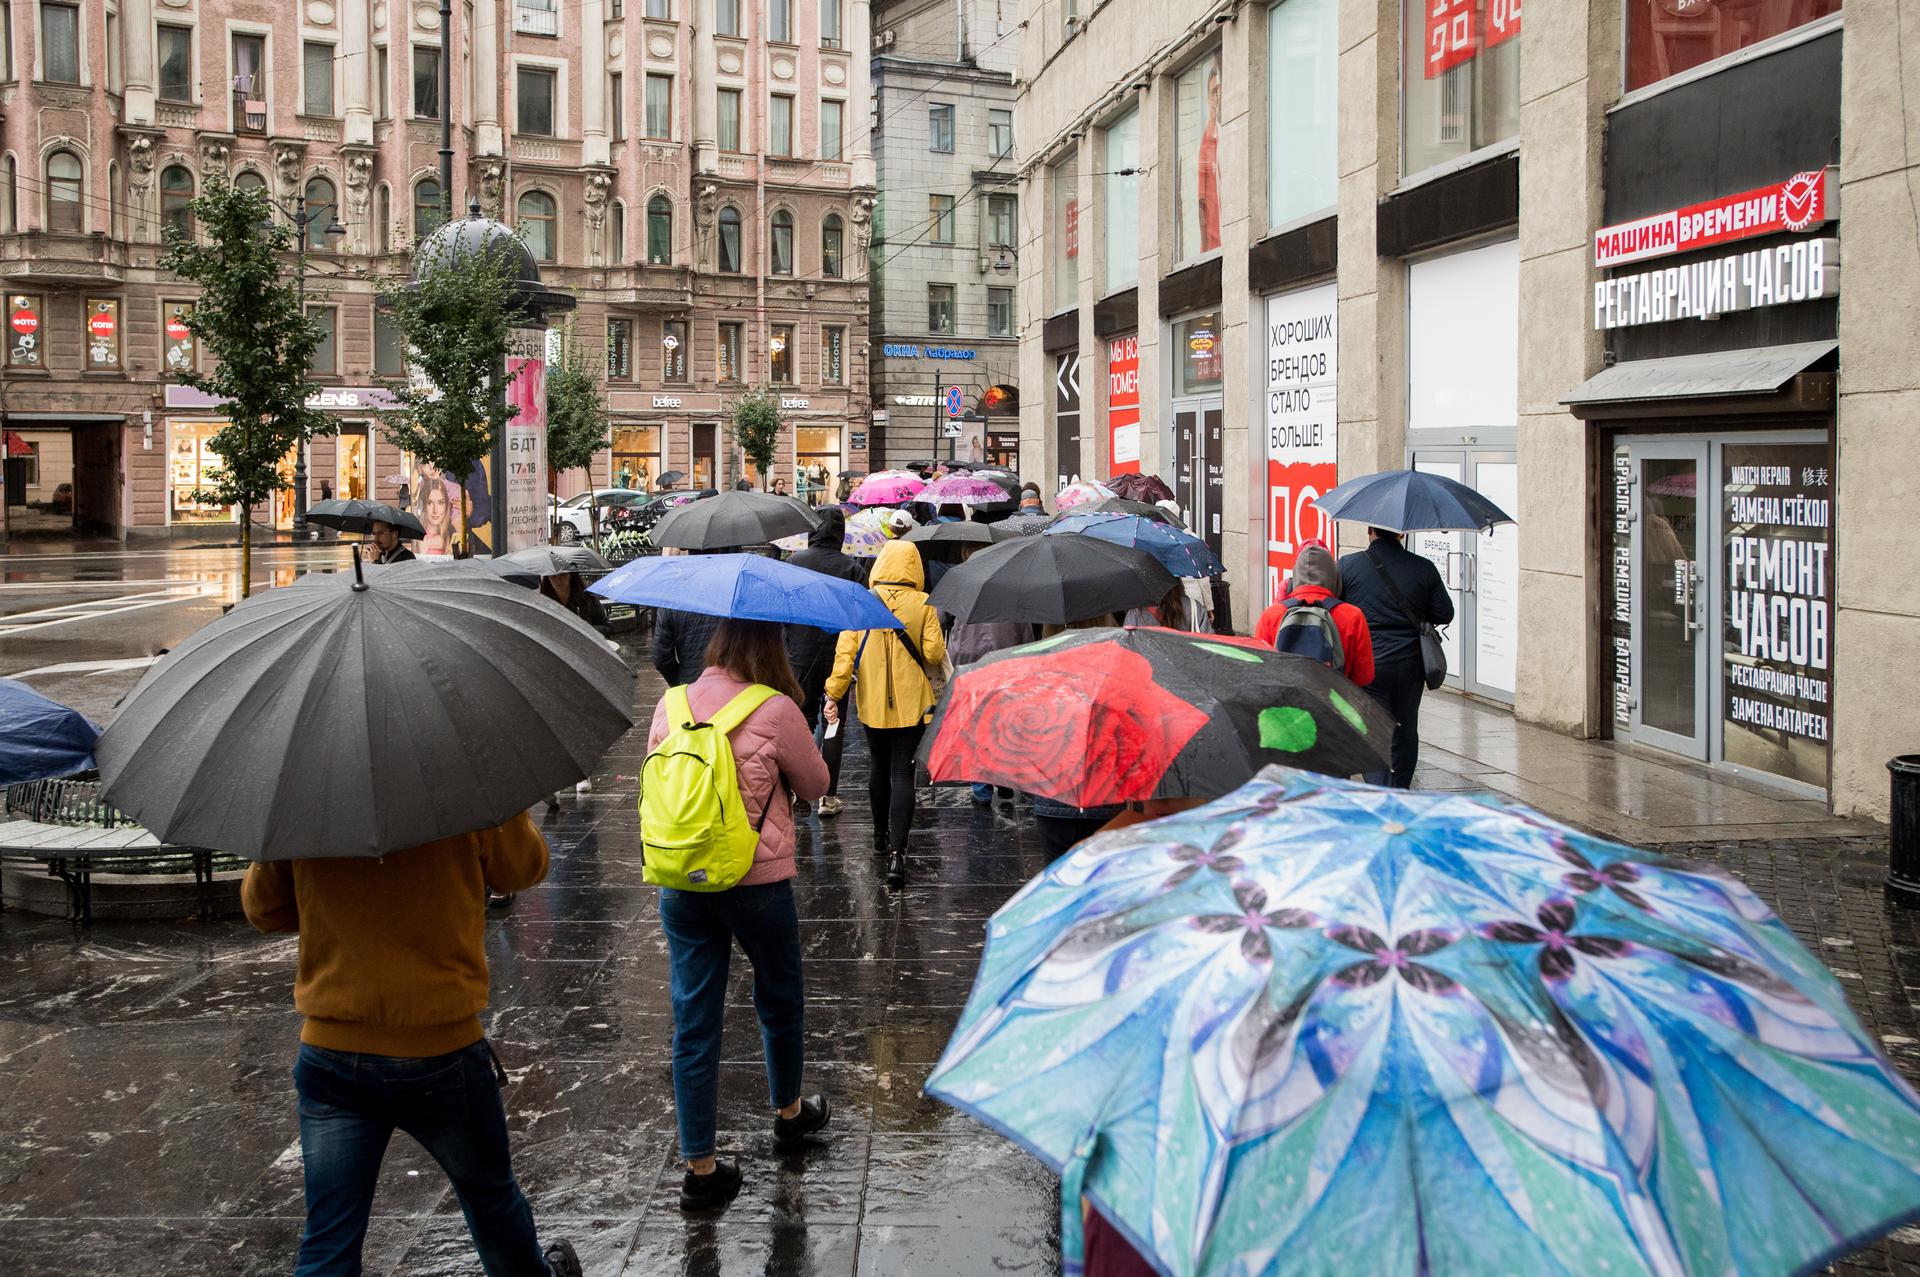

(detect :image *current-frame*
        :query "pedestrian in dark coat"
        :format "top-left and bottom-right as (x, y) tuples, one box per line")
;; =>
(783, 508), (866, 814)
(1338, 527), (1454, 789)
(652, 608), (725, 686)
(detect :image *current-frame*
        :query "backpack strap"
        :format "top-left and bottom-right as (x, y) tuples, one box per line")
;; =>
(705, 684), (781, 735)
(665, 684), (696, 729)
(1365, 545), (1424, 630)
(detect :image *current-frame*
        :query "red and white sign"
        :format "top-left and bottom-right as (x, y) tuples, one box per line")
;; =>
(89, 312), (116, 337)
(1064, 198), (1080, 260)
(10, 308), (38, 335)
(1487, 0), (1521, 48)
(166, 316), (191, 341)
(1265, 285), (1338, 605)
(1424, 0), (1476, 78)
(1107, 334), (1140, 476)
(1594, 168), (1833, 268)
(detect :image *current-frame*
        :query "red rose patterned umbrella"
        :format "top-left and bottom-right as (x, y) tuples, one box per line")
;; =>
(920, 627), (1395, 808)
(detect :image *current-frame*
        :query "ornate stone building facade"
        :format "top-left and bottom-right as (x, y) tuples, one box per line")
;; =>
(0, 0), (875, 535)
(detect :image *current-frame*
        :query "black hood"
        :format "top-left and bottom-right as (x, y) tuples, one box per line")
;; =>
(807, 507), (847, 551)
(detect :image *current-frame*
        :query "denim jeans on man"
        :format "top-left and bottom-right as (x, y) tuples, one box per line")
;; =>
(659, 879), (806, 1160)
(293, 1040), (553, 1276)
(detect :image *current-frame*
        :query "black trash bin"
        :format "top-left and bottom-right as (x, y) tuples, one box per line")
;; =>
(1886, 756), (1920, 907)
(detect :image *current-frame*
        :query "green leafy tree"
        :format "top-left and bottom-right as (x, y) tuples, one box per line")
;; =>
(160, 177), (329, 597)
(545, 316), (613, 543)
(373, 232), (531, 555)
(731, 388), (781, 488)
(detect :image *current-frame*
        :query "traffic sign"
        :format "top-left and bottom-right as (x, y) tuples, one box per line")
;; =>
(944, 386), (964, 417)
(942, 420), (962, 438)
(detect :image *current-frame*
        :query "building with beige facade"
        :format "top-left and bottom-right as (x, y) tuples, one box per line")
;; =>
(1015, 0), (1914, 819)
(0, 0), (876, 541)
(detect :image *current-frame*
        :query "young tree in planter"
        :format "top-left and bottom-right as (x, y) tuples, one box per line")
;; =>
(160, 177), (329, 598)
(731, 388), (781, 490)
(373, 232), (531, 555)
(545, 316), (612, 544)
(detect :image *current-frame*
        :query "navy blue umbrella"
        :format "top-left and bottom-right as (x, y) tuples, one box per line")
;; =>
(0, 678), (100, 784)
(589, 553), (902, 632)
(1045, 511), (1226, 578)
(1311, 469), (1515, 533)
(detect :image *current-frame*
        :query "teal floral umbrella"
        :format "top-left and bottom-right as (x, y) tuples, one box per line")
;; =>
(927, 768), (1920, 1276)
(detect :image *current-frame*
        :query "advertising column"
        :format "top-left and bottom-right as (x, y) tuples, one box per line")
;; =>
(503, 337), (549, 554)
(1263, 284), (1337, 605)
(1107, 334), (1140, 476)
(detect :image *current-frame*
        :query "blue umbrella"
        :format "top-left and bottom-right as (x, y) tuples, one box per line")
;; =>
(1046, 511), (1226, 578)
(589, 553), (902, 632)
(0, 678), (100, 784)
(1312, 468), (1515, 532)
(929, 766), (1920, 1276)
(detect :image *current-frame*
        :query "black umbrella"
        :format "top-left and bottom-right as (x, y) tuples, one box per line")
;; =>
(926, 534), (1176, 626)
(95, 560), (633, 861)
(655, 470), (687, 489)
(1083, 497), (1179, 525)
(486, 544), (612, 586)
(652, 490), (820, 549)
(905, 521), (998, 547)
(306, 498), (426, 539)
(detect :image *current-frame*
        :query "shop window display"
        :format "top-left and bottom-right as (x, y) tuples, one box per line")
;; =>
(1401, 0), (1520, 178)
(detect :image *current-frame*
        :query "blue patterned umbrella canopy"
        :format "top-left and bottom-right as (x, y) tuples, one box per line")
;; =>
(927, 767), (1920, 1277)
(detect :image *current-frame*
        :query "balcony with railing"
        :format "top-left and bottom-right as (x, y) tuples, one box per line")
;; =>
(513, 0), (559, 36)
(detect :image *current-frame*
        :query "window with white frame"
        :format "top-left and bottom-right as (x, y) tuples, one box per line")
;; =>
(645, 73), (673, 138)
(929, 103), (955, 153)
(770, 94), (795, 157)
(1101, 107), (1140, 294)
(988, 109), (1013, 160)
(1268, 0), (1338, 228)
(1401, 0), (1519, 177)
(158, 26), (193, 102)
(41, 2), (79, 83)
(303, 42), (335, 115)
(717, 88), (742, 150)
(987, 287), (1014, 338)
(414, 47), (442, 118)
(821, 0), (842, 47)
(928, 283), (955, 334)
(820, 99), (844, 159)
(516, 65), (556, 135)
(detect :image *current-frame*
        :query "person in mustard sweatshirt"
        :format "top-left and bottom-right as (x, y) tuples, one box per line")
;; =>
(243, 812), (583, 1277)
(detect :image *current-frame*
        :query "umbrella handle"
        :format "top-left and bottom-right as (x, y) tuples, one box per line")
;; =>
(352, 547), (367, 591)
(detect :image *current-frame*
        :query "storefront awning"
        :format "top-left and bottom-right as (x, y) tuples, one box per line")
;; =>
(0, 411), (129, 424)
(1561, 342), (1837, 419)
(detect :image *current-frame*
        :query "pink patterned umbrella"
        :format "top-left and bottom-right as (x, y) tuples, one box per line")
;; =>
(914, 475), (1014, 507)
(849, 470), (928, 506)
(1054, 480), (1118, 512)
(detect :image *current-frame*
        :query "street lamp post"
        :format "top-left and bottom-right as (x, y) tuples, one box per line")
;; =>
(283, 191), (346, 538)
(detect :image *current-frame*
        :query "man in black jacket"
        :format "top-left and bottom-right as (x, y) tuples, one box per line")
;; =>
(651, 607), (724, 687)
(1338, 528), (1454, 789)
(782, 509), (866, 816)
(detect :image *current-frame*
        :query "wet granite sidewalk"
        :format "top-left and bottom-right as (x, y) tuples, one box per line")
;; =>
(2, 669), (1918, 1275)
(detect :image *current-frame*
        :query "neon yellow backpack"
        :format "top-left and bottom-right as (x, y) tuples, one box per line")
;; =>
(640, 684), (780, 891)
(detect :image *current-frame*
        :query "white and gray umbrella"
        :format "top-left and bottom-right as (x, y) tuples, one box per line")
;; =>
(485, 543), (613, 586)
(95, 560), (633, 861)
(651, 490), (819, 549)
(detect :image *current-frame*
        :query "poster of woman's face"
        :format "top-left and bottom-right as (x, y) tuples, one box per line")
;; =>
(1175, 49), (1224, 261)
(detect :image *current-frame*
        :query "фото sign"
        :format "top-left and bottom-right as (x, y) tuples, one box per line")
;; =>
(1593, 239), (1838, 331)
(1107, 335), (1140, 476)
(1264, 284), (1338, 605)
(1593, 169), (1832, 268)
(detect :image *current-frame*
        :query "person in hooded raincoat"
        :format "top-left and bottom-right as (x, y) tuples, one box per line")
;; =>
(823, 540), (946, 888)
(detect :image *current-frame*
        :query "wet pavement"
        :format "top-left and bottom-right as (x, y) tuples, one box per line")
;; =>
(2, 551), (1917, 1274)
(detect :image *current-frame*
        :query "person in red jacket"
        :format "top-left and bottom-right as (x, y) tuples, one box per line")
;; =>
(1253, 542), (1375, 686)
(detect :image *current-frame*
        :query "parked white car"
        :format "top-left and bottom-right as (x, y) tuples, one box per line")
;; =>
(554, 489), (647, 542)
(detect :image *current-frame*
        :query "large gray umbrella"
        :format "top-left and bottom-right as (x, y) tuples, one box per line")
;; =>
(651, 490), (819, 549)
(95, 560), (633, 861)
(926, 535), (1175, 626)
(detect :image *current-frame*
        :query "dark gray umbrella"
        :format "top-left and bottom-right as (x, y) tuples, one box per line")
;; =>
(1311, 468), (1516, 532)
(495, 544), (612, 578)
(95, 560), (633, 861)
(306, 498), (426, 539)
(651, 490), (819, 549)
(992, 513), (1053, 539)
(905, 521), (997, 546)
(926, 535), (1176, 626)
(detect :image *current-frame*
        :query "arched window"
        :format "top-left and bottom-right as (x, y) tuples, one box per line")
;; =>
(374, 183), (391, 255)
(303, 177), (338, 251)
(717, 205), (741, 273)
(160, 165), (195, 239)
(822, 213), (844, 279)
(647, 194), (672, 264)
(609, 200), (625, 260)
(46, 150), (83, 232)
(517, 190), (557, 262)
(234, 169), (267, 195)
(414, 178), (442, 240)
(769, 209), (794, 276)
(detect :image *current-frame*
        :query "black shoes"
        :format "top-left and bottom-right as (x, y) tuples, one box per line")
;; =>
(773, 1094), (832, 1153)
(487, 890), (515, 909)
(885, 851), (906, 888)
(543, 1239), (583, 1277)
(678, 1159), (745, 1212)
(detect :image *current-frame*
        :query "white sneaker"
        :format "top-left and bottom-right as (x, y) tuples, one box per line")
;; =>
(576, 779), (594, 794)
(817, 796), (843, 817)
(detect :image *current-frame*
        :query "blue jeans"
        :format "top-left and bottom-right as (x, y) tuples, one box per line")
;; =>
(293, 1041), (552, 1277)
(659, 880), (806, 1161)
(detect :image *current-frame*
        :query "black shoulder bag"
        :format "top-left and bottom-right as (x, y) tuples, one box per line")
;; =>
(1367, 545), (1449, 691)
